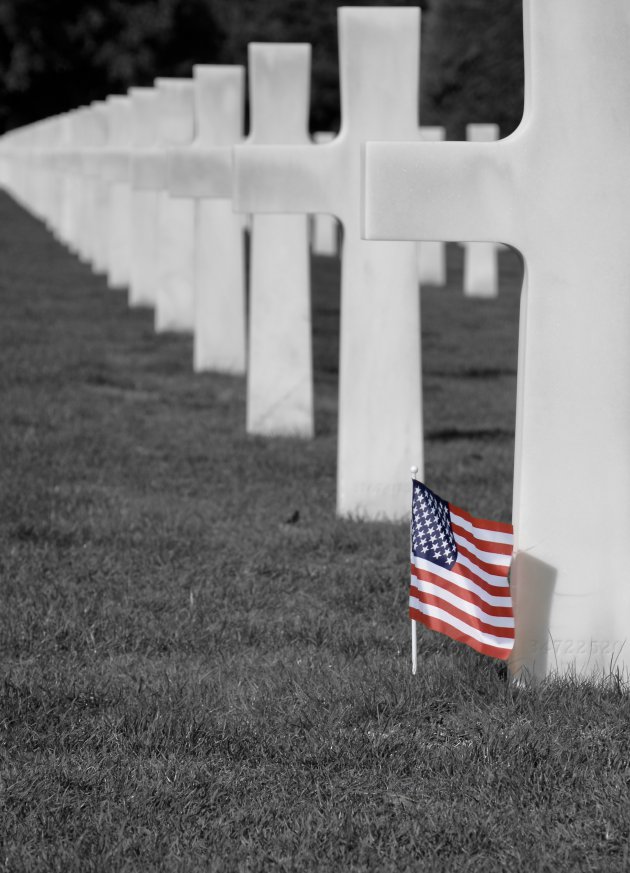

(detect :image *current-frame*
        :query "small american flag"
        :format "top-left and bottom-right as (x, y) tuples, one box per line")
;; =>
(410, 479), (514, 660)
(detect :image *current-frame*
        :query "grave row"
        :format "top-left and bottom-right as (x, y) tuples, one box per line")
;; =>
(0, 14), (499, 527)
(1, 1), (627, 682)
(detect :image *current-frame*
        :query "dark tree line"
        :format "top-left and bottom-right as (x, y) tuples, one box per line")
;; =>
(0, 0), (523, 137)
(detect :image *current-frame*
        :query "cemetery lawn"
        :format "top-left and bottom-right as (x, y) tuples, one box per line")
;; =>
(1, 192), (629, 873)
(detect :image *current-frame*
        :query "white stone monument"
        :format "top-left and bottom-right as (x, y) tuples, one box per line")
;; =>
(129, 87), (160, 308)
(84, 101), (110, 274)
(39, 115), (66, 238)
(311, 132), (339, 257)
(132, 78), (196, 331)
(57, 111), (80, 250)
(168, 64), (247, 374)
(234, 8), (423, 516)
(155, 78), (196, 332)
(102, 95), (133, 290)
(364, 0), (630, 678)
(463, 123), (499, 298)
(417, 126), (446, 286)
(61, 108), (88, 257)
(241, 44), (315, 438)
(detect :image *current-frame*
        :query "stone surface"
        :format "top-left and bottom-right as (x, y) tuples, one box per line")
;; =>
(168, 64), (247, 374)
(132, 79), (196, 329)
(55, 108), (87, 257)
(129, 87), (160, 308)
(311, 132), (339, 256)
(235, 44), (315, 438)
(79, 102), (109, 270)
(57, 111), (81, 250)
(417, 126), (446, 287)
(154, 78), (196, 333)
(103, 95), (133, 290)
(364, 0), (630, 678)
(234, 8), (423, 518)
(463, 123), (499, 298)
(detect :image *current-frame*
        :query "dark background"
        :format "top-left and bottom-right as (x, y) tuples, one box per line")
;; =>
(0, 0), (524, 138)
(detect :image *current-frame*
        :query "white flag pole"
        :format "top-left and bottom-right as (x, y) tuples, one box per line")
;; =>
(410, 465), (418, 675)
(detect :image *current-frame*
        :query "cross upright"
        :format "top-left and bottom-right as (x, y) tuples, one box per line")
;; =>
(102, 95), (134, 290)
(219, 43), (315, 438)
(132, 78), (196, 332)
(168, 64), (247, 375)
(61, 108), (89, 257)
(128, 87), (160, 308)
(364, 0), (630, 677)
(234, 8), (423, 518)
(311, 132), (339, 257)
(462, 123), (499, 299)
(417, 126), (446, 287)
(80, 102), (109, 272)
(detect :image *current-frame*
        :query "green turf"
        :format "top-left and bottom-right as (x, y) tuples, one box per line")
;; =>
(1, 193), (628, 871)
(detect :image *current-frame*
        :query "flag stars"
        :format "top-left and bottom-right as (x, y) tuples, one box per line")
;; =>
(411, 481), (459, 569)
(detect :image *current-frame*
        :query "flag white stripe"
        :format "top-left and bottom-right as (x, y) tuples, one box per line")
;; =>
(413, 548), (509, 588)
(450, 510), (513, 545)
(412, 556), (512, 605)
(411, 599), (514, 650)
(453, 530), (512, 567)
(454, 551), (510, 587)
(411, 579), (515, 628)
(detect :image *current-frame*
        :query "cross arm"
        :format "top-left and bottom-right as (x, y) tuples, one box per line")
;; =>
(101, 150), (131, 184)
(363, 140), (521, 247)
(131, 149), (165, 191)
(233, 144), (339, 217)
(168, 145), (233, 199)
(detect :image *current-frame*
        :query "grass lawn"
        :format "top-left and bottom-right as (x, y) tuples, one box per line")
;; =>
(1, 192), (628, 871)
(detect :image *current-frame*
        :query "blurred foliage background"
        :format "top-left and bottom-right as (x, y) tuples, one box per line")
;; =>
(0, 0), (524, 137)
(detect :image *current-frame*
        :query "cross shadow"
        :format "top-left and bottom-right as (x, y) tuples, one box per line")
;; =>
(508, 551), (557, 684)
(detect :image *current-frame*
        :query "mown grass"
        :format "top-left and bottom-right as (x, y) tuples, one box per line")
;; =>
(0, 193), (628, 872)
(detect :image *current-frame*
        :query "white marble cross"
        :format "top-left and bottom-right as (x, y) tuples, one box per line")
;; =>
(56, 111), (80, 250)
(234, 8), (423, 518)
(129, 87), (160, 308)
(154, 78), (196, 332)
(60, 108), (88, 258)
(417, 126), (446, 287)
(236, 43), (315, 439)
(102, 95), (133, 291)
(132, 78), (196, 331)
(80, 102), (109, 272)
(463, 123), (499, 298)
(311, 132), (339, 257)
(364, 0), (630, 678)
(168, 64), (247, 374)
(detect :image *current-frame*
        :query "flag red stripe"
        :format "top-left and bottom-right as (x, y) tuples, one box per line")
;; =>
(456, 542), (511, 578)
(409, 574), (514, 617)
(412, 557), (510, 598)
(410, 609), (513, 660)
(449, 504), (513, 535)
(410, 589), (514, 637)
(451, 521), (513, 556)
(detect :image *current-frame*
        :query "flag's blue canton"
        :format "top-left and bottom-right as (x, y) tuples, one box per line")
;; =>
(411, 480), (458, 569)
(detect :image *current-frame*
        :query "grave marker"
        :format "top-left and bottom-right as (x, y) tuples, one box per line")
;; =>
(417, 126), (446, 287)
(155, 78), (196, 332)
(102, 95), (133, 290)
(168, 65), (247, 374)
(132, 79), (196, 331)
(241, 44), (314, 437)
(82, 101), (110, 274)
(463, 123), (499, 298)
(234, 8), (423, 517)
(364, 0), (630, 677)
(311, 132), (339, 257)
(129, 87), (160, 308)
